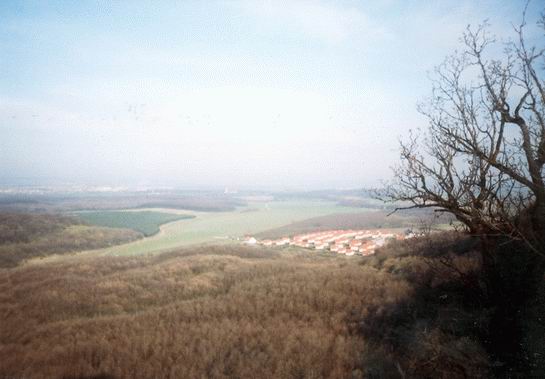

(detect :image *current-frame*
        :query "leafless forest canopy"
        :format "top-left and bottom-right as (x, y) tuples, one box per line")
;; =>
(1, 239), (492, 379)
(0, 213), (141, 268)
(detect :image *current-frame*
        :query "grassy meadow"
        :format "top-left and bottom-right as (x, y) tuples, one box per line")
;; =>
(65, 200), (370, 258)
(0, 199), (379, 266)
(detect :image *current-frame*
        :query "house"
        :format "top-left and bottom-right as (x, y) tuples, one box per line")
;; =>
(262, 240), (273, 247)
(246, 228), (404, 257)
(244, 237), (257, 245)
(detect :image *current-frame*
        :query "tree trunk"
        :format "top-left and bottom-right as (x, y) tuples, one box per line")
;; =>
(530, 191), (545, 251)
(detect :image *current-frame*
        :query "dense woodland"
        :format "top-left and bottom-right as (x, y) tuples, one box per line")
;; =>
(0, 213), (141, 268)
(0, 241), (475, 378)
(1, 236), (541, 378)
(0, 232), (545, 378)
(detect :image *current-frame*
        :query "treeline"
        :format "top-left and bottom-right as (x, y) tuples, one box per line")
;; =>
(0, 192), (244, 213)
(0, 213), (141, 268)
(0, 213), (78, 244)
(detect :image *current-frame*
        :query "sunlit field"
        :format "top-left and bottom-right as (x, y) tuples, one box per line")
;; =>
(67, 200), (369, 258)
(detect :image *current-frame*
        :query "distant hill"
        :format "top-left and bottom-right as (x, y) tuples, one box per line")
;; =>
(0, 191), (245, 213)
(256, 210), (452, 239)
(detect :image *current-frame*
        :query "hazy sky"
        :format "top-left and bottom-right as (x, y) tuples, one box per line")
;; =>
(1, 0), (542, 189)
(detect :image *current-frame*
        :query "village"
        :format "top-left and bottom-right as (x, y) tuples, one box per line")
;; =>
(243, 229), (412, 256)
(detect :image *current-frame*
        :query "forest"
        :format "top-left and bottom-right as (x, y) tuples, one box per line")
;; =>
(0, 213), (141, 268)
(0, 237), (501, 378)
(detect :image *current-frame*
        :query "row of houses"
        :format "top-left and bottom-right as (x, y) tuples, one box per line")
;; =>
(243, 229), (408, 256)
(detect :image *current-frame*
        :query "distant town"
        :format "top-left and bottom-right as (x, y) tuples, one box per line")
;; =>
(243, 229), (415, 256)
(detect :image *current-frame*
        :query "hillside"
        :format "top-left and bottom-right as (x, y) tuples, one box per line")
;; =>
(0, 213), (142, 268)
(0, 236), (506, 378)
(255, 210), (452, 239)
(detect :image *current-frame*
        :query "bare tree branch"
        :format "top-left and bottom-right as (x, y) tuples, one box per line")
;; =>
(376, 9), (545, 253)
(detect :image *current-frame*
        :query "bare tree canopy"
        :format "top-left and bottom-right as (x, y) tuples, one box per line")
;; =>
(379, 6), (545, 252)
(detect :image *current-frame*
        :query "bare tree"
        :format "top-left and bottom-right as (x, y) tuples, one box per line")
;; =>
(379, 8), (545, 254)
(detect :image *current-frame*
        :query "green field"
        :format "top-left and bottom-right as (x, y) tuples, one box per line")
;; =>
(65, 200), (368, 258)
(76, 211), (195, 236)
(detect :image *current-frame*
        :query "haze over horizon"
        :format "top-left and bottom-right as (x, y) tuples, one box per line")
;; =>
(1, 0), (541, 190)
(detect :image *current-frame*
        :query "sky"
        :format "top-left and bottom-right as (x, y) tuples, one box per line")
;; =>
(1, 0), (543, 190)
